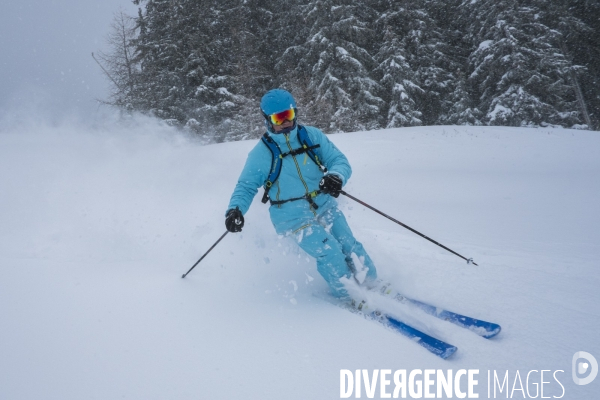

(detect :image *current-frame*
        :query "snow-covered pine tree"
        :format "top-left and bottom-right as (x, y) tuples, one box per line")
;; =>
(461, 0), (582, 127)
(371, 0), (466, 126)
(406, 0), (463, 125)
(277, 0), (385, 133)
(543, 0), (599, 129)
(130, 0), (192, 124)
(568, 0), (600, 129)
(373, 6), (423, 128)
(439, 68), (482, 125)
(131, 0), (273, 141)
(187, 0), (272, 141)
(423, 0), (481, 125)
(267, 1), (309, 97)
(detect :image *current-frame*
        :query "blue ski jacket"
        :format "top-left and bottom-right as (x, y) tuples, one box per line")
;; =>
(227, 126), (352, 234)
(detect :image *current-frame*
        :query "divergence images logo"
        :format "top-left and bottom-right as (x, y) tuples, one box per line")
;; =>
(572, 351), (598, 385)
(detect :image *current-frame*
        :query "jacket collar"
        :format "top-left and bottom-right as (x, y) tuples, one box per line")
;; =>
(268, 126), (298, 146)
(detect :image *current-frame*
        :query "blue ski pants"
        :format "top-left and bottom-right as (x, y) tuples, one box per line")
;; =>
(293, 206), (377, 299)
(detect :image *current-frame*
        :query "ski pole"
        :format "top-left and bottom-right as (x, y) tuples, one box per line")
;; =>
(340, 191), (478, 266)
(181, 231), (229, 278)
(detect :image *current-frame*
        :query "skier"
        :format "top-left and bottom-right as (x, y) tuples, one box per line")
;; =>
(225, 89), (377, 303)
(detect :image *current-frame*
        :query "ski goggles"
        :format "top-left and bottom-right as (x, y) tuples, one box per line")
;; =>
(268, 108), (296, 125)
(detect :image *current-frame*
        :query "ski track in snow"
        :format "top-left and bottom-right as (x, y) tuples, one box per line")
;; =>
(0, 119), (599, 399)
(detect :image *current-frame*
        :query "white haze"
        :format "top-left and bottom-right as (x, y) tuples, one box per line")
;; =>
(0, 1), (138, 121)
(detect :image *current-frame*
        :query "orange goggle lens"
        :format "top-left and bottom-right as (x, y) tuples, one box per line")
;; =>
(269, 108), (296, 125)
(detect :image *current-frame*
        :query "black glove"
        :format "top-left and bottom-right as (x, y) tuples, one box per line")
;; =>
(225, 207), (244, 232)
(319, 174), (343, 198)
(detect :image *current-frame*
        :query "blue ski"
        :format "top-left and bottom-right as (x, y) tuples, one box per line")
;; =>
(377, 285), (501, 339)
(376, 312), (458, 359)
(320, 294), (458, 359)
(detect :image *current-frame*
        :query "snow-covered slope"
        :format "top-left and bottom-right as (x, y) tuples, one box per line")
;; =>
(1, 119), (598, 399)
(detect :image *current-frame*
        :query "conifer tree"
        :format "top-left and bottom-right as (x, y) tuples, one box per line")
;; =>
(570, 0), (600, 129)
(278, 0), (384, 132)
(439, 68), (482, 125)
(460, 0), (582, 127)
(131, 0), (190, 123)
(374, 10), (423, 128)
(405, 0), (460, 125)
(372, 0), (466, 126)
(187, 0), (271, 141)
(130, 0), (273, 141)
(544, 0), (599, 129)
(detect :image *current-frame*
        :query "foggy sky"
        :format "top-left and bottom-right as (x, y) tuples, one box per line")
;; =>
(0, 0), (138, 121)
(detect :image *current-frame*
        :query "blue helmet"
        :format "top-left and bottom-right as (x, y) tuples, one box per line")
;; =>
(260, 89), (297, 134)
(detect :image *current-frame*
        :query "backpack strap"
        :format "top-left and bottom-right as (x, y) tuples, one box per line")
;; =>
(297, 125), (327, 173)
(260, 133), (283, 204)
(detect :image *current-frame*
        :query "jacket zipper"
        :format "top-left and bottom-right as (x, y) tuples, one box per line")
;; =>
(285, 133), (317, 215)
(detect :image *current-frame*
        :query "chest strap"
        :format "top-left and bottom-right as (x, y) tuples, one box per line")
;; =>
(269, 190), (321, 210)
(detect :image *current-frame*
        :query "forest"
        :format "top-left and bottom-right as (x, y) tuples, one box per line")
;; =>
(96, 0), (600, 141)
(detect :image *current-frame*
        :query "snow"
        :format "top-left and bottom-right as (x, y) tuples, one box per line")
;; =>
(1, 116), (599, 399)
(477, 40), (494, 51)
(217, 87), (232, 96)
(336, 46), (350, 56)
(488, 103), (514, 122)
